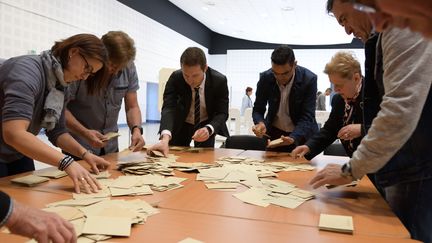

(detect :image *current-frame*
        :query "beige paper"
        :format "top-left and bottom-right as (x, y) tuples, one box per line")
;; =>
(82, 216), (131, 236)
(205, 183), (238, 190)
(102, 132), (120, 141)
(178, 238), (204, 243)
(11, 174), (49, 186)
(33, 167), (67, 179)
(43, 206), (85, 221)
(268, 138), (283, 147)
(319, 213), (354, 234)
(232, 188), (270, 207)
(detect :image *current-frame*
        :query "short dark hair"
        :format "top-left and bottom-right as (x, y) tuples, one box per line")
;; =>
(180, 47), (207, 70)
(245, 87), (253, 94)
(271, 45), (295, 65)
(326, 0), (350, 14)
(51, 33), (109, 95)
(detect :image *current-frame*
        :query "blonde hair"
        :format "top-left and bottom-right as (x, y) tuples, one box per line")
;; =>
(324, 51), (361, 79)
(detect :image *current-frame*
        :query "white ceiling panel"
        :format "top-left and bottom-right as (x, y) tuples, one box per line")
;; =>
(168, 0), (352, 45)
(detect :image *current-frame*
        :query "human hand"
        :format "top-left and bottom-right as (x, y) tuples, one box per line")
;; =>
(267, 135), (294, 148)
(64, 161), (102, 194)
(337, 124), (361, 141)
(6, 200), (77, 243)
(129, 131), (145, 152)
(291, 145), (311, 158)
(252, 122), (267, 138)
(309, 164), (353, 189)
(84, 130), (106, 148)
(147, 139), (169, 157)
(192, 127), (210, 142)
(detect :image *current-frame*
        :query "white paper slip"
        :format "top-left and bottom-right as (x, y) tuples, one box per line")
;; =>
(319, 213), (354, 234)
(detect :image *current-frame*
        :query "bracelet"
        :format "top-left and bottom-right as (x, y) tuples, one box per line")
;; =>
(81, 150), (93, 159)
(58, 155), (74, 171)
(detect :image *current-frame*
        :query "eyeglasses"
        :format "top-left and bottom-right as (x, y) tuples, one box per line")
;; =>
(79, 53), (94, 76)
(351, 0), (376, 13)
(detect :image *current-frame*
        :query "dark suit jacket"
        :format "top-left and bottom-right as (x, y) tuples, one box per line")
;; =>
(159, 67), (229, 138)
(304, 93), (364, 160)
(252, 65), (318, 145)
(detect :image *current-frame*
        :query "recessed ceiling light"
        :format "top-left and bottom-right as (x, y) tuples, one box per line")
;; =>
(260, 13), (268, 18)
(281, 6), (294, 11)
(204, 1), (216, 6)
(202, 6), (209, 11)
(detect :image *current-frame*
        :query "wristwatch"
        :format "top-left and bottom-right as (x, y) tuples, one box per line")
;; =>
(341, 162), (354, 179)
(131, 125), (143, 135)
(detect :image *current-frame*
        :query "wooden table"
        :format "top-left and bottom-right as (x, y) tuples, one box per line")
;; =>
(0, 149), (417, 242)
(158, 150), (410, 239)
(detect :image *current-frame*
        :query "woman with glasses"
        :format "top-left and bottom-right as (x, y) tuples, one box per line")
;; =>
(292, 51), (364, 159)
(0, 34), (111, 194)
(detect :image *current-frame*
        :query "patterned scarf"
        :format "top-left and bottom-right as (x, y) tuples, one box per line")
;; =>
(40, 50), (67, 131)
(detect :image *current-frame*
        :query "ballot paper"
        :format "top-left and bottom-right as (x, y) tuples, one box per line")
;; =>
(33, 167), (67, 179)
(149, 150), (165, 157)
(178, 238), (204, 243)
(268, 138), (284, 147)
(11, 174), (49, 186)
(233, 188), (271, 207)
(319, 213), (354, 234)
(102, 132), (120, 141)
(82, 216), (131, 236)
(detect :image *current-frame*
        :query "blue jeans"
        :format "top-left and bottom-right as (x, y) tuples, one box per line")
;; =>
(383, 177), (432, 243)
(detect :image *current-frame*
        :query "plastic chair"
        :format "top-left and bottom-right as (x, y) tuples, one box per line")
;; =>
(228, 108), (241, 135)
(242, 108), (254, 135)
(223, 135), (267, 151)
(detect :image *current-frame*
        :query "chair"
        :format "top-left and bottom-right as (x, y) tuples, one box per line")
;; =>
(323, 142), (348, 156)
(315, 110), (330, 128)
(242, 108), (254, 135)
(228, 108), (241, 135)
(223, 135), (267, 151)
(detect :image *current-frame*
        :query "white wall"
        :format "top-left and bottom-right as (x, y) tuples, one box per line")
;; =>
(0, 0), (207, 123)
(223, 49), (365, 111)
(0, 0), (366, 123)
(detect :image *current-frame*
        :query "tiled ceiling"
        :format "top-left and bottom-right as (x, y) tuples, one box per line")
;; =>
(168, 0), (353, 45)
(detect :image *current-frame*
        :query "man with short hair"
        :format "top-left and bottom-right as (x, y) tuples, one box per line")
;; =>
(312, 2), (432, 242)
(148, 47), (229, 156)
(252, 45), (318, 152)
(326, 0), (383, 136)
(354, 0), (432, 39)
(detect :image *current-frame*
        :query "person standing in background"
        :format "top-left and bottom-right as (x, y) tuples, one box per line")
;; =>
(241, 87), (253, 116)
(316, 88), (332, 111)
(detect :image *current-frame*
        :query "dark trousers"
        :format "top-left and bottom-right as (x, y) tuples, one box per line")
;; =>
(0, 156), (35, 177)
(383, 177), (432, 243)
(267, 126), (296, 152)
(170, 122), (215, 148)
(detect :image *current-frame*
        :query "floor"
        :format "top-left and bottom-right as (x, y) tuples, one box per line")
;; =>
(35, 120), (248, 170)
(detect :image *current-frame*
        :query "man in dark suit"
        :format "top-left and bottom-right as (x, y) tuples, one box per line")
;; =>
(148, 47), (229, 156)
(252, 45), (318, 152)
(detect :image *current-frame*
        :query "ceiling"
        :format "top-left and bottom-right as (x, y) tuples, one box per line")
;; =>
(168, 0), (353, 45)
